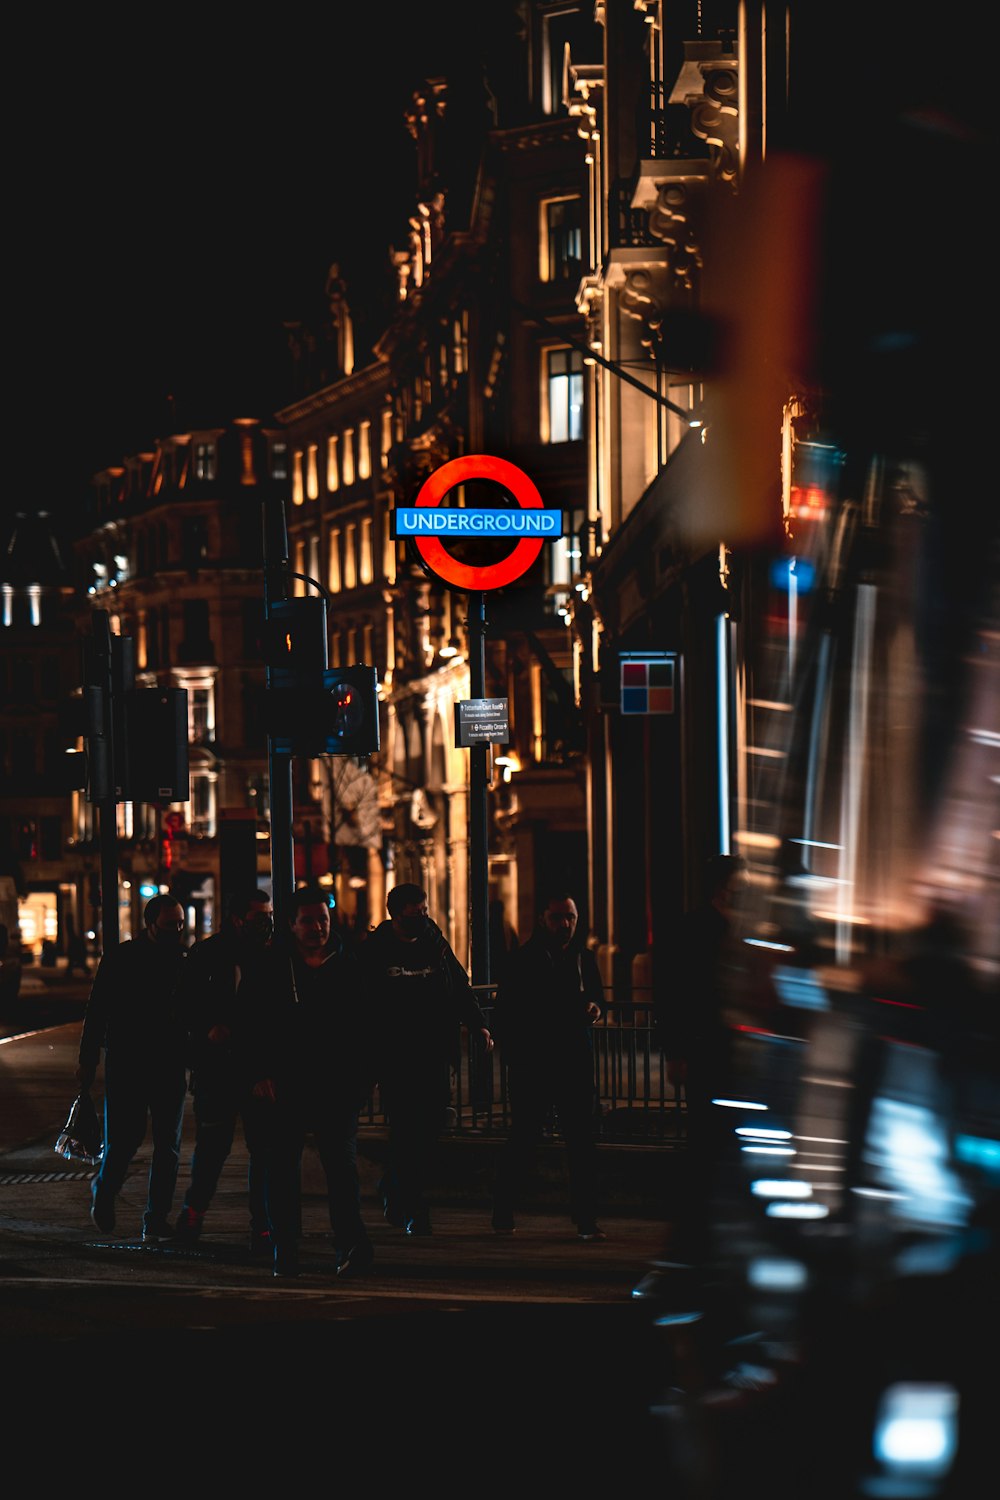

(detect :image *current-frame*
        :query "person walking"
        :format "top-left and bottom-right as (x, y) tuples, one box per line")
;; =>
(75, 893), (188, 1243)
(242, 885), (375, 1279)
(363, 883), (493, 1236)
(490, 891), (605, 1241)
(174, 889), (274, 1253)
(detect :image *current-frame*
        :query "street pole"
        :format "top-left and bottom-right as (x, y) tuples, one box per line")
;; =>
(467, 591), (490, 986)
(85, 611), (121, 953)
(262, 495), (295, 930)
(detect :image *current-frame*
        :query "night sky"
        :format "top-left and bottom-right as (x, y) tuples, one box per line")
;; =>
(14, 4), (517, 527)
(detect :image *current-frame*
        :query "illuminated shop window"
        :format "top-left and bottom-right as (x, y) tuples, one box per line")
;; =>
(342, 429), (355, 487)
(327, 434), (339, 491)
(292, 450), (304, 506)
(307, 444), (319, 500)
(358, 420), (371, 480)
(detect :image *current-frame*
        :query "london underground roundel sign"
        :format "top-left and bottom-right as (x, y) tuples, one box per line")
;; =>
(411, 455), (550, 591)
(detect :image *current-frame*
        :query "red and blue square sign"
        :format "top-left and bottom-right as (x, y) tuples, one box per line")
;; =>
(620, 653), (676, 714)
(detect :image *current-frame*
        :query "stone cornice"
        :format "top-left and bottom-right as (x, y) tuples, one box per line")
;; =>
(275, 361), (390, 426)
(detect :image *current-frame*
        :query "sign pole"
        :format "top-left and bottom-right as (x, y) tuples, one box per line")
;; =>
(88, 611), (121, 952)
(262, 496), (295, 930)
(467, 591), (490, 986)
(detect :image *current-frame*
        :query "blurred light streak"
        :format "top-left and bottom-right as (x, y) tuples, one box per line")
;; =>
(742, 1145), (796, 1155)
(746, 1258), (809, 1291)
(837, 583), (877, 962)
(953, 1133), (1000, 1177)
(717, 612), (731, 853)
(712, 1097), (768, 1110)
(751, 1179), (812, 1198)
(744, 938), (794, 949)
(748, 698), (791, 711)
(733, 831), (781, 848)
(872, 1384), (958, 1479)
(765, 1202), (829, 1219)
(736, 1127), (793, 1139)
(802, 634), (833, 863)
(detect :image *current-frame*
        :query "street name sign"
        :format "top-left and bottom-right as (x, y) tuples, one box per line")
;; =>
(454, 698), (510, 747)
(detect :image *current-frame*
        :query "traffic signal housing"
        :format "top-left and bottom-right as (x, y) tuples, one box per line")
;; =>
(265, 666), (380, 758)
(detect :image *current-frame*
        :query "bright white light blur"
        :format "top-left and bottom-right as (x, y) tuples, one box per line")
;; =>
(744, 938), (794, 951)
(747, 1257), (809, 1291)
(751, 1179), (812, 1199)
(712, 1098), (768, 1110)
(873, 1384), (958, 1477)
(766, 1202), (829, 1219)
(736, 1126), (793, 1140)
(864, 1094), (972, 1227)
(742, 1145), (796, 1155)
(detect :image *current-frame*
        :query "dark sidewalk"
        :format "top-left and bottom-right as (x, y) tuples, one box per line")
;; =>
(1, 1016), (682, 1487)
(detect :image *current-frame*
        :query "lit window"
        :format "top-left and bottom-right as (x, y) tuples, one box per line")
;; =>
(308, 534), (320, 589)
(382, 512), (396, 584)
(189, 683), (215, 743)
(344, 523), (357, 590)
(328, 529), (341, 594)
(271, 441), (288, 480)
(342, 429), (355, 487)
(327, 434), (339, 492)
(194, 442), (216, 481)
(545, 347), (584, 443)
(540, 196), (583, 282)
(293, 539), (306, 597)
(380, 409), (392, 470)
(307, 444), (319, 500)
(292, 450), (304, 506)
(453, 313), (468, 375)
(358, 420), (371, 480)
(360, 518), (373, 585)
(190, 772), (218, 838)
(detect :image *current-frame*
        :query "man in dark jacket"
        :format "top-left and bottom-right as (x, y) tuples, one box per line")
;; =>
(243, 885), (374, 1279)
(490, 892), (605, 1240)
(174, 888), (274, 1252)
(75, 893), (188, 1243)
(363, 883), (492, 1236)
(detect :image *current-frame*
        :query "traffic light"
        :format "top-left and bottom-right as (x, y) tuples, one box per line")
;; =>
(122, 688), (190, 802)
(262, 597), (328, 682)
(265, 666), (380, 757)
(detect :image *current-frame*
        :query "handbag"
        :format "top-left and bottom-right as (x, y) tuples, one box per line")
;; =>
(54, 1092), (104, 1166)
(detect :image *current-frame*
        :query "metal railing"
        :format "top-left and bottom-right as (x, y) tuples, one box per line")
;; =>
(361, 987), (685, 1146)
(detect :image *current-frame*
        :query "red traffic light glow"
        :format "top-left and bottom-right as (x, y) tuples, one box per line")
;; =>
(412, 455), (546, 590)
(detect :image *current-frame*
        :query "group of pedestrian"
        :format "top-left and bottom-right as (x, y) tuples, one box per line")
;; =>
(76, 882), (608, 1278)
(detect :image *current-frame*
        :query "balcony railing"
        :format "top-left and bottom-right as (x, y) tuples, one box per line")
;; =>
(359, 989), (685, 1145)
